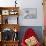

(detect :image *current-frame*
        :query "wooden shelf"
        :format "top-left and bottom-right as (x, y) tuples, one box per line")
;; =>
(0, 7), (19, 10)
(0, 24), (20, 32)
(0, 40), (19, 46)
(2, 40), (19, 42)
(0, 7), (19, 46)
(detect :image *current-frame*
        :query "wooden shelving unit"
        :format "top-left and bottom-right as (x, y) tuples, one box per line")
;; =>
(0, 7), (20, 46)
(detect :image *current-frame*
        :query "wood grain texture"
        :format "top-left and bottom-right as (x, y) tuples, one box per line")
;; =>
(0, 7), (20, 46)
(0, 24), (20, 32)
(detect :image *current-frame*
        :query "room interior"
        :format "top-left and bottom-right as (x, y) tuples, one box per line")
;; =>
(0, 0), (45, 46)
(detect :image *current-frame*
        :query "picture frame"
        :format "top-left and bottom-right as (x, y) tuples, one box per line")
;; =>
(23, 8), (37, 19)
(2, 10), (9, 15)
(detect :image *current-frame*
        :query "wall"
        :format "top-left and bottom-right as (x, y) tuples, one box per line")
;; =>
(0, 0), (44, 26)
(0, 0), (15, 7)
(18, 0), (44, 26)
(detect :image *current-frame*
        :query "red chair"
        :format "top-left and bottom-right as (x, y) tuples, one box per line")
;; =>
(21, 28), (41, 46)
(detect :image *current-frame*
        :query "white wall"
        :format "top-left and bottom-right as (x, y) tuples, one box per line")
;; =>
(0, 0), (44, 26)
(0, 0), (15, 7)
(18, 0), (44, 26)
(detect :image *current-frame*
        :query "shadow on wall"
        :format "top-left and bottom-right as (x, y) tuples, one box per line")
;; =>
(18, 26), (43, 44)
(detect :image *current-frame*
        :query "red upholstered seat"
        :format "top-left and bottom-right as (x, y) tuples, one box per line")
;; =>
(21, 28), (41, 46)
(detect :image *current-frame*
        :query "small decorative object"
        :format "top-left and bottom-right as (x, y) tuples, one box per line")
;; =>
(10, 10), (14, 15)
(5, 18), (8, 24)
(9, 10), (18, 15)
(2, 16), (8, 24)
(2, 10), (9, 15)
(14, 12), (18, 14)
(14, 32), (18, 40)
(23, 8), (37, 19)
(13, 28), (18, 40)
(10, 11), (14, 15)
(14, 29), (17, 32)
(15, 0), (17, 7)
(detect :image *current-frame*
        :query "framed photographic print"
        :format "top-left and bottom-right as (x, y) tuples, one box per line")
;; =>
(23, 8), (37, 19)
(2, 10), (9, 15)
